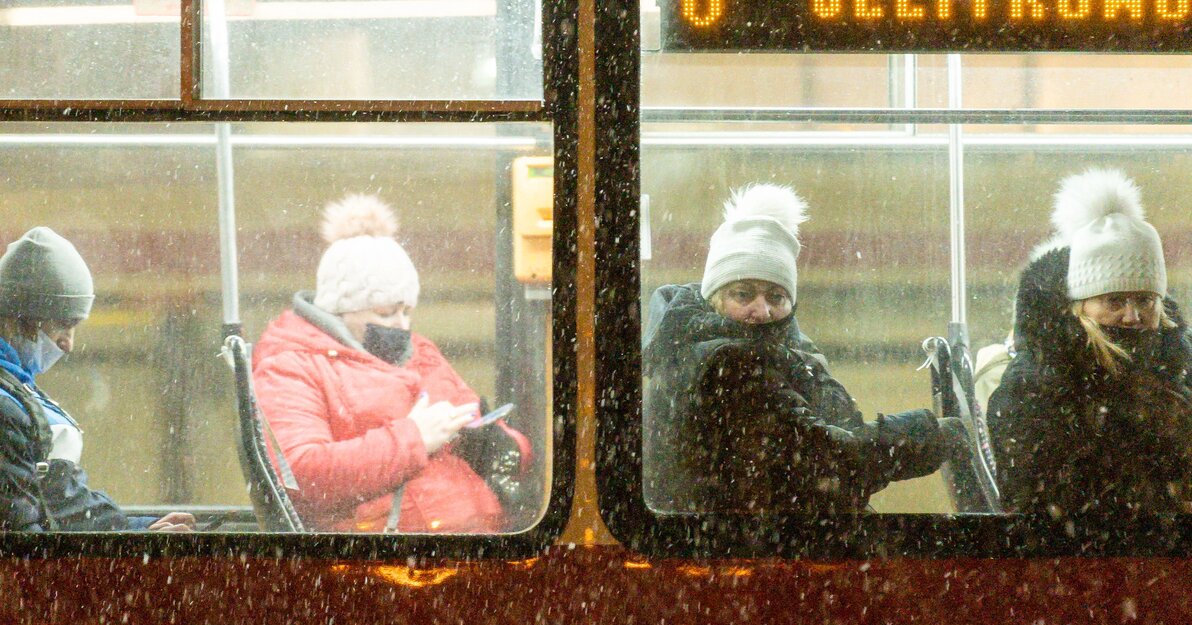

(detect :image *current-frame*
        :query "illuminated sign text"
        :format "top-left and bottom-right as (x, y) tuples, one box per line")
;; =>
(664, 0), (1192, 51)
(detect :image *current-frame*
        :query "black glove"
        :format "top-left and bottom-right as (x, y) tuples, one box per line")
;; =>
(874, 408), (947, 480)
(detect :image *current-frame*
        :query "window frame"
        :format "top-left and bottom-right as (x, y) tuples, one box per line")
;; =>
(0, 0), (579, 560)
(595, 0), (1192, 558)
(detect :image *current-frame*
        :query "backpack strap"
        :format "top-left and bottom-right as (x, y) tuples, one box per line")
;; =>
(384, 484), (407, 533)
(0, 366), (59, 530)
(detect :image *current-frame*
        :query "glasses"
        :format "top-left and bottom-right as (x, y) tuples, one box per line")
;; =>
(1099, 292), (1159, 312)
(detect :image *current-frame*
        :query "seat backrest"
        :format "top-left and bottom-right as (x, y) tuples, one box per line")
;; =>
(926, 336), (1002, 514)
(224, 335), (305, 533)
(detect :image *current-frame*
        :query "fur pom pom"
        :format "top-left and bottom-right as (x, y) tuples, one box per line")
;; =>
(320, 194), (399, 244)
(723, 184), (809, 235)
(1051, 168), (1144, 241)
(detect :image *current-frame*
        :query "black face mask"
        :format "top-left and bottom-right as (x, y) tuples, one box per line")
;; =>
(362, 324), (412, 365)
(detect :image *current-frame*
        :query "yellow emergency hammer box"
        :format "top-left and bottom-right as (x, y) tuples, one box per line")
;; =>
(512, 156), (553, 283)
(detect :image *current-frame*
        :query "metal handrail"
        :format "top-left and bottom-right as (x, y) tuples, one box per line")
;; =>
(642, 107), (1192, 125)
(5, 131), (1192, 149)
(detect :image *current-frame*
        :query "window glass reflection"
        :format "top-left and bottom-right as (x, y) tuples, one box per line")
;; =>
(0, 1), (178, 99)
(201, 0), (543, 100)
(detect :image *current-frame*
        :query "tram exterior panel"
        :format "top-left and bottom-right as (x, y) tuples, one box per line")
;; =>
(5, 0), (1192, 620)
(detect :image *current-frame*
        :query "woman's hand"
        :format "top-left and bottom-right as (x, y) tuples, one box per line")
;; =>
(148, 511), (197, 532)
(407, 393), (479, 454)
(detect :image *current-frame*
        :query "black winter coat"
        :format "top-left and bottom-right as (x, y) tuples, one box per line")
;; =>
(0, 348), (137, 532)
(642, 284), (946, 515)
(987, 247), (1192, 518)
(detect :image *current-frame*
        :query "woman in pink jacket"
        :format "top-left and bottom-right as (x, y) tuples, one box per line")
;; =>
(252, 194), (504, 533)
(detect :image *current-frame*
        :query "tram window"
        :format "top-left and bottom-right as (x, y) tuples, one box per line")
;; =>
(0, 0), (179, 99)
(640, 126), (1192, 516)
(640, 140), (954, 514)
(199, 0), (543, 100)
(0, 121), (553, 535)
(619, 15), (1192, 552)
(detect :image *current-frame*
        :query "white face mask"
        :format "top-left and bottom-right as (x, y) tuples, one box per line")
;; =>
(13, 330), (65, 375)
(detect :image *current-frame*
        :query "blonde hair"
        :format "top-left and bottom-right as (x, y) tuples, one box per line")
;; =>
(707, 288), (728, 316)
(1071, 298), (1175, 374)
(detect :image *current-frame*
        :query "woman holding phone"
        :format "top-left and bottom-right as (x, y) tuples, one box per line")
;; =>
(252, 194), (525, 533)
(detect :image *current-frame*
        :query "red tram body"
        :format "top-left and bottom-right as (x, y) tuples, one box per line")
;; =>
(6, 550), (1192, 623)
(4, 0), (1192, 621)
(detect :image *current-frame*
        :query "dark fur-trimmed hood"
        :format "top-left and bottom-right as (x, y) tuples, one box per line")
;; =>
(642, 283), (813, 376)
(1012, 246), (1191, 379)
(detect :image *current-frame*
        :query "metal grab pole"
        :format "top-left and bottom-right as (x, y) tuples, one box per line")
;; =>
(207, 0), (241, 336)
(216, 128), (240, 336)
(941, 55), (1004, 512)
(888, 53), (917, 135)
(946, 54), (967, 348)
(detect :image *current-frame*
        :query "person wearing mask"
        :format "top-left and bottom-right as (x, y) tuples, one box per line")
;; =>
(252, 194), (523, 532)
(642, 184), (952, 514)
(988, 168), (1192, 519)
(0, 227), (195, 531)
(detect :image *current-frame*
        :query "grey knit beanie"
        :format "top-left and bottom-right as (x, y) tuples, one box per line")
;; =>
(700, 184), (808, 303)
(0, 227), (94, 321)
(1051, 169), (1166, 300)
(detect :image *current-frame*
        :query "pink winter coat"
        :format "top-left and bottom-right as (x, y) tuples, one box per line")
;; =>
(251, 310), (503, 533)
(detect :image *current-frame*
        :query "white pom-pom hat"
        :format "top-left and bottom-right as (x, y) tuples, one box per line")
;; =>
(1051, 169), (1166, 301)
(313, 194), (420, 314)
(700, 184), (809, 304)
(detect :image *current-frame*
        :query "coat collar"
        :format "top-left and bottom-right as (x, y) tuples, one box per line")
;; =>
(0, 337), (34, 385)
(643, 283), (804, 372)
(292, 290), (364, 351)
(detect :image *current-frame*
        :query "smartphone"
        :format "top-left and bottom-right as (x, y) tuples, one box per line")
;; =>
(464, 403), (515, 429)
(201, 515), (229, 532)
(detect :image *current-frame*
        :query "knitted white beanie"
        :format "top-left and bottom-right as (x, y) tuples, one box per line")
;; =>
(313, 194), (419, 314)
(700, 184), (808, 303)
(1051, 168), (1166, 300)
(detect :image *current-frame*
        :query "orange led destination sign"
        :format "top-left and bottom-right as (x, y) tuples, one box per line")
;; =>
(663, 0), (1192, 50)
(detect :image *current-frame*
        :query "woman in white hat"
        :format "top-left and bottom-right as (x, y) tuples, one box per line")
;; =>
(642, 184), (950, 514)
(252, 195), (527, 533)
(988, 168), (1192, 518)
